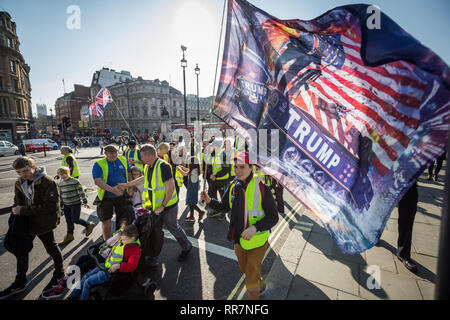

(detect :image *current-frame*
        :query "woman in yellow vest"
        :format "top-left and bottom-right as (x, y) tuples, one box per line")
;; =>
(60, 146), (80, 178)
(124, 141), (144, 172)
(201, 151), (279, 300)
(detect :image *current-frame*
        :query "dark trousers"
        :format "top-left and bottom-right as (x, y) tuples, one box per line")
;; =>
(208, 179), (229, 202)
(16, 231), (64, 285)
(428, 152), (446, 176)
(208, 179), (229, 217)
(63, 203), (88, 234)
(397, 183), (418, 260)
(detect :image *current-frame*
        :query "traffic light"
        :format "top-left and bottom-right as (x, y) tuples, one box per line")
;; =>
(58, 124), (62, 131)
(63, 116), (71, 129)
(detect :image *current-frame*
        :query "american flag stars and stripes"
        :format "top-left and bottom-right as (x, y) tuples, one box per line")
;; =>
(213, 0), (449, 253)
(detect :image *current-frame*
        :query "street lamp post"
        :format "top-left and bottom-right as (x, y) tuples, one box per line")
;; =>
(50, 108), (54, 129)
(181, 45), (188, 128)
(194, 63), (200, 121)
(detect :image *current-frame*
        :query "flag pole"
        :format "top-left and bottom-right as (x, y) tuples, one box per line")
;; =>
(202, 0), (227, 195)
(209, 0), (227, 126)
(110, 100), (139, 144)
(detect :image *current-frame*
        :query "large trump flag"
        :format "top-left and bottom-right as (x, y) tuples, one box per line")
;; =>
(213, 0), (450, 254)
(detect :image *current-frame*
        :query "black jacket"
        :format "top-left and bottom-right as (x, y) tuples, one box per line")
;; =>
(208, 172), (279, 245)
(14, 168), (61, 236)
(3, 213), (34, 256)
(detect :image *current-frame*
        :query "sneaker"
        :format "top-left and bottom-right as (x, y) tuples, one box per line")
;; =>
(403, 260), (418, 273)
(0, 283), (26, 300)
(185, 216), (195, 222)
(42, 273), (64, 293)
(41, 286), (64, 299)
(58, 233), (74, 246)
(85, 222), (95, 237)
(396, 254), (418, 273)
(426, 174), (432, 180)
(198, 211), (205, 222)
(177, 245), (192, 262)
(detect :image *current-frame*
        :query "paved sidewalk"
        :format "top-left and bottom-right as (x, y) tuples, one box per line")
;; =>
(263, 162), (446, 300)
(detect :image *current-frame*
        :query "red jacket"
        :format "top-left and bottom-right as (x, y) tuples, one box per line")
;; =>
(119, 243), (141, 273)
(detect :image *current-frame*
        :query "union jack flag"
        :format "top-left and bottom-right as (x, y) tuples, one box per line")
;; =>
(88, 102), (103, 117)
(87, 87), (113, 117)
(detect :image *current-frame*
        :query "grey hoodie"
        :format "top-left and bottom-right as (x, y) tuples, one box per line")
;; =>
(20, 167), (46, 206)
(14, 166), (61, 236)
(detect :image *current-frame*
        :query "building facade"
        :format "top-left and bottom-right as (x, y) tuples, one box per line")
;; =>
(186, 94), (213, 122)
(0, 12), (32, 144)
(36, 103), (47, 116)
(93, 77), (185, 135)
(91, 67), (133, 88)
(55, 84), (90, 132)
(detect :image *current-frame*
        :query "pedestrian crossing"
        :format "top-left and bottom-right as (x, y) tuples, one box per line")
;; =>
(82, 199), (303, 300)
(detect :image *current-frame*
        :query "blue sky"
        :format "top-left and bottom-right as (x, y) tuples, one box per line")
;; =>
(1, 0), (449, 115)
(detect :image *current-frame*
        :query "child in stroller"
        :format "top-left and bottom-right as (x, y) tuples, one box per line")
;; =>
(67, 224), (141, 300)
(41, 219), (129, 299)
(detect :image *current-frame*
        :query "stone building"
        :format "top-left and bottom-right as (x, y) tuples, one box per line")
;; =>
(92, 76), (186, 135)
(186, 94), (214, 122)
(54, 84), (90, 132)
(0, 12), (32, 144)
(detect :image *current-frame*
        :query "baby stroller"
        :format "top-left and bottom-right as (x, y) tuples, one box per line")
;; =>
(87, 211), (163, 300)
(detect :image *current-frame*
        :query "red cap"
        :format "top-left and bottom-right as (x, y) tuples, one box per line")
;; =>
(233, 151), (250, 164)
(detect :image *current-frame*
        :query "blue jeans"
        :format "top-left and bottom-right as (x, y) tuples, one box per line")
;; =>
(70, 267), (112, 300)
(63, 203), (88, 234)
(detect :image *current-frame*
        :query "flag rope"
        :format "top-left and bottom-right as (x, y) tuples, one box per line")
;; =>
(209, 0), (227, 124)
(110, 99), (140, 144)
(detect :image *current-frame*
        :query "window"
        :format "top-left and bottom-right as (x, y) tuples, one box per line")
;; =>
(0, 76), (3, 91)
(10, 60), (16, 73)
(7, 38), (12, 48)
(16, 100), (22, 116)
(13, 79), (19, 92)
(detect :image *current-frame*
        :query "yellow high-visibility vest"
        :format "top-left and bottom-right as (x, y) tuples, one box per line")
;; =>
(229, 174), (269, 250)
(212, 149), (229, 181)
(142, 158), (178, 211)
(126, 148), (143, 172)
(104, 239), (141, 269)
(95, 156), (128, 201)
(61, 153), (80, 178)
(175, 167), (184, 187)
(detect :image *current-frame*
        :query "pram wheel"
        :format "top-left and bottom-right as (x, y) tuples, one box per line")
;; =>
(142, 278), (157, 298)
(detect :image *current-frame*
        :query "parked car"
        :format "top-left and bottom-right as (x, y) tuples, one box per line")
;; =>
(25, 143), (53, 153)
(22, 139), (59, 150)
(0, 140), (20, 156)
